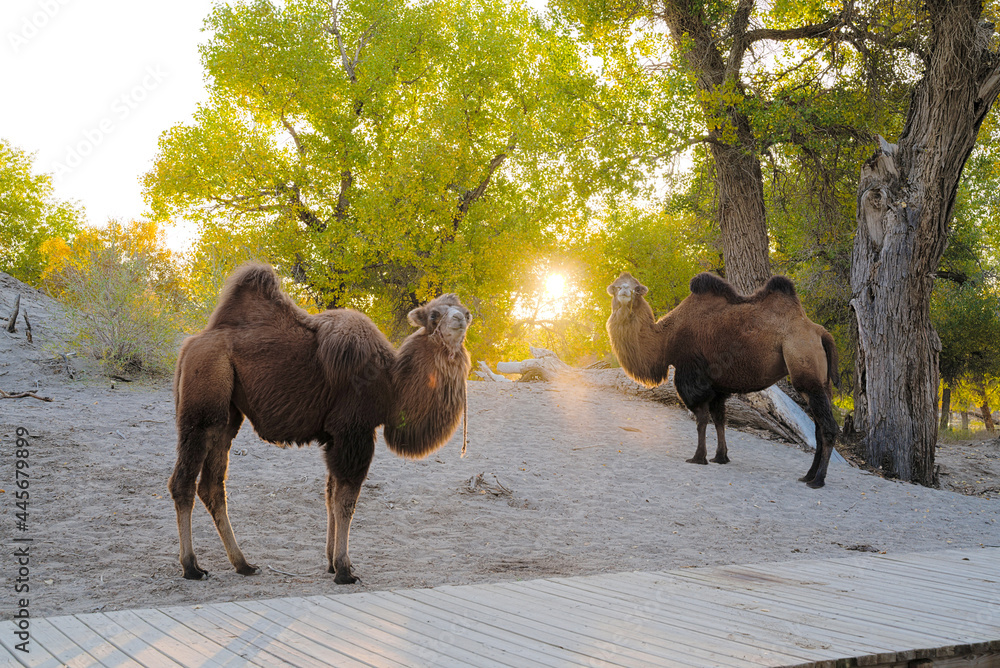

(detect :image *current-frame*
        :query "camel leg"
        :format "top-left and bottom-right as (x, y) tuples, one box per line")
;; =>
(169, 424), (211, 580)
(686, 403), (711, 465)
(323, 430), (375, 584)
(709, 395), (730, 464)
(197, 408), (257, 575)
(799, 390), (838, 488)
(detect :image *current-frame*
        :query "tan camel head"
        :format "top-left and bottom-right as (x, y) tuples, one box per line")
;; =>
(407, 293), (472, 349)
(607, 272), (648, 309)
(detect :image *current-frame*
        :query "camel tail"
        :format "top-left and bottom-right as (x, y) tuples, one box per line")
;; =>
(821, 330), (839, 389)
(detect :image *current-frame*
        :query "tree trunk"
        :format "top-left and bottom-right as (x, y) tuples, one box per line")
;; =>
(939, 384), (951, 431)
(962, 411), (970, 431)
(979, 380), (996, 433)
(850, 2), (1000, 485)
(981, 401), (996, 433)
(710, 131), (772, 295)
(659, 2), (771, 295)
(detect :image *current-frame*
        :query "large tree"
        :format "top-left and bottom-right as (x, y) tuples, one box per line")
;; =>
(558, 0), (870, 294)
(0, 140), (84, 285)
(145, 0), (601, 343)
(851, 0), (1000, 484)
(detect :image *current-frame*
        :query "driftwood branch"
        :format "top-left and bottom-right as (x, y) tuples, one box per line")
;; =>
(475, 361), (511, 382)
(1, 389), (53, 402)
(22, 309), (31, 343)
(481, 346), (575, 383)
(6, 293), (20, 333)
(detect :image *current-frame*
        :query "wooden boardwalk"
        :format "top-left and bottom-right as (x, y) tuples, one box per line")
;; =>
(3, 548), (999, 667)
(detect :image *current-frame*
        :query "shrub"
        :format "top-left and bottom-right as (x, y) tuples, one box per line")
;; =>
(41, 220), (184, 377)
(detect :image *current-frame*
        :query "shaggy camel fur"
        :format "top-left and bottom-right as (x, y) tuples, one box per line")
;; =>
(169, 263), (471, 583)
(606, 271), (839, 488)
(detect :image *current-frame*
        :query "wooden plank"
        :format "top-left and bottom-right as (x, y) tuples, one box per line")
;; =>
(253, 596), (416, 668)
(63, 612), (185, 667)
(734, 560), (1000, 637)
(401, 585), (673, 668)
(823, 554), (1000, 597)
(26, 616), (135, 668)
(526, 575), (840, 664)
(317, 590), (568, 668)
(741, 557), (1000, 632)
(11, 619), (102, 668)
(93, 609), (222, 667)
(309, 592), (532, 668)
(777, 555), (1000, 600)
(600, 571), (910, 664)
(640, 567), (950, 653)
(7, 548), (1000, 668)
(305, 593), (506, 668)
(310, 591), (535, 668)
(230, 601), (372, 668)
(0, 623), (61, 668)
(518, 575), (841, 665)
(430, 580), (765, 668)
(165, 602), (329, 668)
(155, 604), (297, 668)
(129, 607), (261, 667)
(479, 577), (790, 667)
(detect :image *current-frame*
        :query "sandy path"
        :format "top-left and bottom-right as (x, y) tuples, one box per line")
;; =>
(2, 373), (999, 619)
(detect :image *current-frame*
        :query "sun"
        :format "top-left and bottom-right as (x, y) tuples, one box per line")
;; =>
(545, 272), (567, 299)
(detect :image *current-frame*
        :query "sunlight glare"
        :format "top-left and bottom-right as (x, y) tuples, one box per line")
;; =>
(545, 273), (567, 299)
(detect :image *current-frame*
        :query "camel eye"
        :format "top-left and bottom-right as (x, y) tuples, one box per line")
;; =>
(430, 311), (439, 321)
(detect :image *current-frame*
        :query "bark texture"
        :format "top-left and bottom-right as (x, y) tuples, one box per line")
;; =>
(659, 1), (772, 294)
(850, 1), (1000, 484)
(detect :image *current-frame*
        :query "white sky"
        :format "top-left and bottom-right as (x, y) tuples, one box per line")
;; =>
(1, 0), (216, 250)
(1, 0), (552, 254)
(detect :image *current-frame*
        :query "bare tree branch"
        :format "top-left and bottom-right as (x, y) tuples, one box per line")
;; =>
(451, 135), (518, 232)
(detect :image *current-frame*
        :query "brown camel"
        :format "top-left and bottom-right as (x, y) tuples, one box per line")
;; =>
(606, 271), (839, 488)
(168, 263), (472, 583)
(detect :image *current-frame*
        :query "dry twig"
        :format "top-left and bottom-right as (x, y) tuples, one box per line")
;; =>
(1, 389), (53, 402)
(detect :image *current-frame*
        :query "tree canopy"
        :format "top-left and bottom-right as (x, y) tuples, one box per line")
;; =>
(0, 140), (84, 284)
(145, 0), (622, 357)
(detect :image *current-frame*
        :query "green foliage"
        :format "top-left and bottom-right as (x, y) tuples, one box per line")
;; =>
(0, 139), (85, 285)
(145, 0), (611, 364)
(933, 279), (1000, 385)
(41, 220), (185, 377)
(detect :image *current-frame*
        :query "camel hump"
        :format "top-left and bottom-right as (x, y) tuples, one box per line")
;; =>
(689, 272), (745, 303)
(761, 275), (797, 298)
(206, 262), (301, 330)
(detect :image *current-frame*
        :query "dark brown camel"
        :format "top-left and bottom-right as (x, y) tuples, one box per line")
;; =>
(606, 271), (839, 488)
(168, 263), (471, 583)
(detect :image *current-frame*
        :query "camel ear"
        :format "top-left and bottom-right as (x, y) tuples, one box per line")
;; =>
(407, 306), (428, 328)
(607, 282), (617, 296)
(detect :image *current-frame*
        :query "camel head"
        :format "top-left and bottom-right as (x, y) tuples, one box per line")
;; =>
(407, 293), (472, 351)
(607, 272), (648, 311)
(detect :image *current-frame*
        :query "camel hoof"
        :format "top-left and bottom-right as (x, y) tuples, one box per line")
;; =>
(236, 563), (260, 576)
(798, 474), (815, 483)
(686, 457), (709, 465)
(710, 456), (730, 464)
(182, 566), (209, 581)
(806, 478), (825, 489)
(334, 570), (359, 585)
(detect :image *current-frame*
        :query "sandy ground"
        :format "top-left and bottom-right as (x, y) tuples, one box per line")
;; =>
(2, 274), (999, 619)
